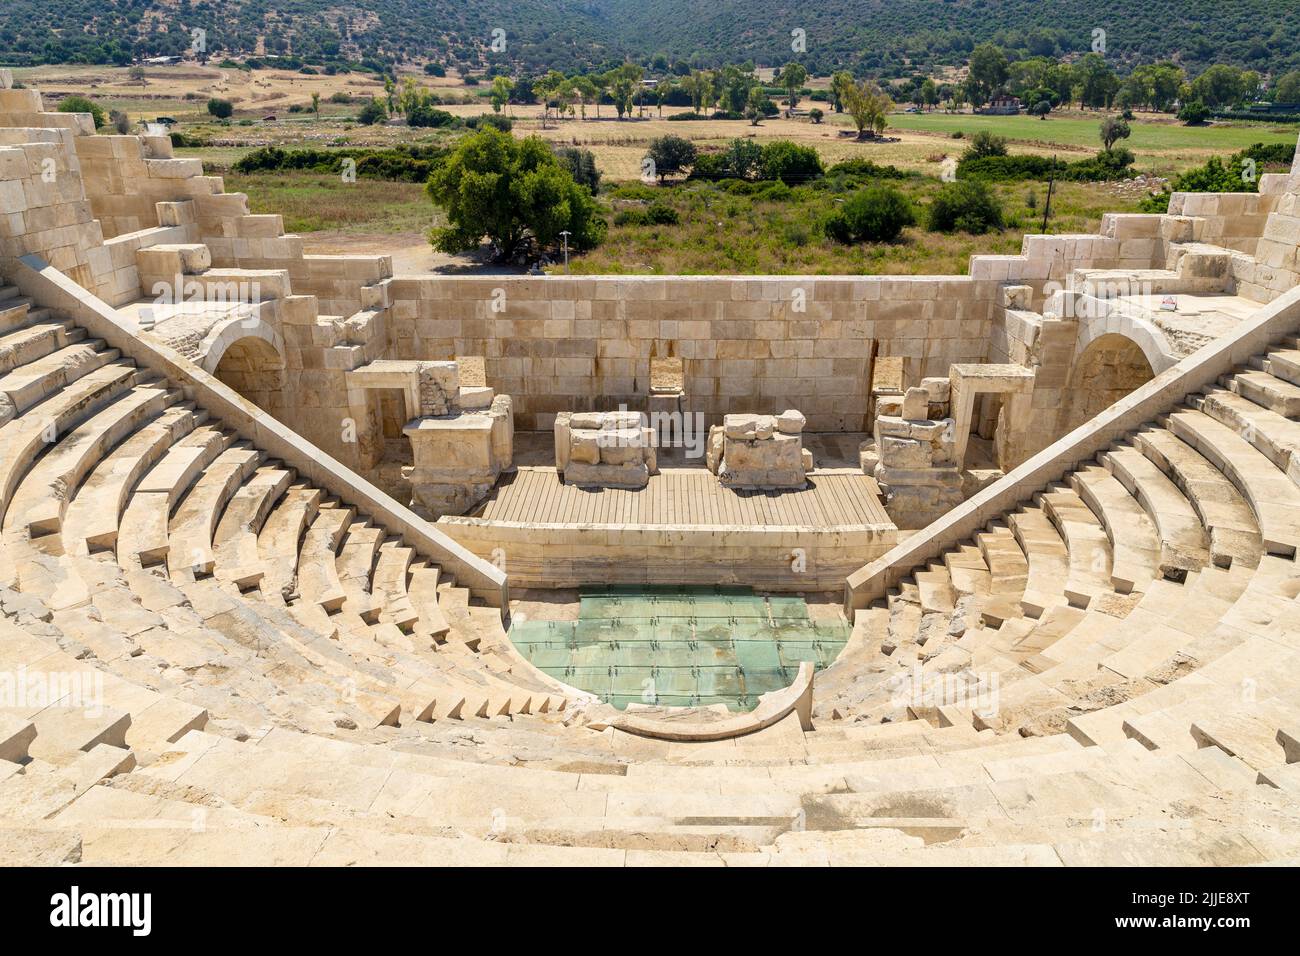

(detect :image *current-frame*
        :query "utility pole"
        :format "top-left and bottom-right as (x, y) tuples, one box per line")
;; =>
(559, 230), (571, 273)
(1041, 155), (1056, 234)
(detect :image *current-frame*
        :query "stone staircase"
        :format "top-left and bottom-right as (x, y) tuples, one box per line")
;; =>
(0, 279), (571, 749)
(820, 332), (1300, 769)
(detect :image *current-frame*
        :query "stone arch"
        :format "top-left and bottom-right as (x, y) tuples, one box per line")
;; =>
(1072, 311), (1178, 377)
(200, 318), (286, 412)
(1060, 331), (1156, 433)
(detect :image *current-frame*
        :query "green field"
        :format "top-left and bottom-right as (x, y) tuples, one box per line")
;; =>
(888, 111), (1300, 171)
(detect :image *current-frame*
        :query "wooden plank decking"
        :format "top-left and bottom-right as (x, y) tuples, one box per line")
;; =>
(472, 466), (891, 528)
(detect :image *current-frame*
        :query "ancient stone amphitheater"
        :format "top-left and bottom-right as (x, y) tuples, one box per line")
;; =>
(1, 74), (1299, 866)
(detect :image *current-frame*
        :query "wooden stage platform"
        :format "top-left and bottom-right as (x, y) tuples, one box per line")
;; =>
(439, 465), (898, 593)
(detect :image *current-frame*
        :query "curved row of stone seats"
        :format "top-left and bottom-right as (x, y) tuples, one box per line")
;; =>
(0, 290), (572, 753)
(817, 338), (1300, 760)
(5, 700), (1297, 864)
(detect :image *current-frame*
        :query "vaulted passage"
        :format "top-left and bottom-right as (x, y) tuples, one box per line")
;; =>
(213, 335), (287, 413)
(1060, 333), (1156, 433)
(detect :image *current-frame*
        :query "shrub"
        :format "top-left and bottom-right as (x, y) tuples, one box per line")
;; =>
(58, 95), (105, 129)
(825, 158), (911, 181)
(406, 103), (456, 128)
(1234, 141), (1298, 168)
(424, 63), (447, 77)
(206, 98), (234, 120)
(616, 201), (680, 227)
(758, 140), (823, 185)
(232, 145), (448, 183)
(329, 92), (353, 104)
(964, 130), (1007, 159)
(108, 109), (131, 135)
(688, 152), (731, 181)
(809, 108), (825, 124)
(357, 98), (388, 125)
(1179, 100), (1211, 124)
(823, 185), (916, 243)
(647, 135), (698, 181)
(928, 180), (1005, 234)
(725, 139), (764, 179)
(465, 113), (512, 132)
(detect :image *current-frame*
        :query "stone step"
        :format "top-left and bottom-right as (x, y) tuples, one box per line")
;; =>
(1264, 347), (1300, 389)
(0, 714), (36, 763)
(1007, 506), (1070, 618)
(1135, 425), (1263, 569)
(165, 444), (262, 581)
(256, 483), (321, 601)
(1199, 386), (1300, 476)
(116, 425), (232, 568)
(0, 296), (33, 336)
(0, 361), (138, 514)
(0, 318), (83, 376)
(373, 540), (419, 632)
(1069, 465), (1161, 593)
(4, 385), (179, 538)
(213, 466), (295, 588)
(1168, 408), (1300, 558)
(61, 405), (201, 554)
(1228, 369), (1300, 418)
(1039, 487), (1114, 607)
(1102, 445), (1210, 578)
(0, 340), (117, 423)
(297, 503), (356, 612)
(337, 521), (384, 622)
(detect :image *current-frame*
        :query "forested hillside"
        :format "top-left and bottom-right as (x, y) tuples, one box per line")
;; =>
(2, 0), (1298, 76)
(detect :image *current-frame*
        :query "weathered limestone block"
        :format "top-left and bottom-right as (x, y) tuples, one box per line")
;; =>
(556, 409), (657, 488)
(417, 361), (459, 416)
(706, 425), (724, 474)
(901, 387), (930, 420)
(879, 435), (932, 470)
(716, 412), (809, 489)
(776, 409), (806, 435)
(405, 394), (513, 518)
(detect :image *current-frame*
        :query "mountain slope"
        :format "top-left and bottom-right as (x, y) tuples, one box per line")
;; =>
(1, 0), (1298, 74)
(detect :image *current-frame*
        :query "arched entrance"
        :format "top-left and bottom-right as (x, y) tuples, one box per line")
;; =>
(1060, 332), (1155, 433)
(205, 327), (287, 414)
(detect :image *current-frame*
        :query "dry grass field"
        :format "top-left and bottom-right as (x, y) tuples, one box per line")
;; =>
(13, 63), (1294, 275)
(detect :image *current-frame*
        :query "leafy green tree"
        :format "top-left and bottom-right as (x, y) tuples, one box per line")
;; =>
(490, 76), (515, 114)
(967, 43), (1009, 106)
(809, 107), (824, 124)
(1190, 64), (1247, 108)
(646, 135), (697, 182)
(778, 62), (808, 114)
(1274, 71), (1300, 105)
(58, 95), (106, 128)
(1099, 116), (1131, 151)
(758, 140), (823, 185)
(841, 78), (891, 139)
(205, 97), (234, 120)
(745, 86), (772, 125)
(1072, 53), (1119, 109)
(920, 78), (939, 110)
(964, 130), (1008, 159)
(357, 97), (388, 125)
(1178, 99), (1211, 125)
(823, 185), (915, 243)
(426, 128), (605, 257)
(721, 139), (761, 179)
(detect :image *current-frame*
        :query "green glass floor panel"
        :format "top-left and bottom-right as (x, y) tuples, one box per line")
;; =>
(510, 587), (848, 711)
